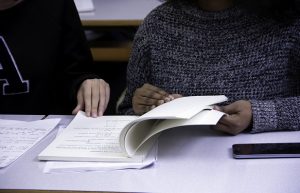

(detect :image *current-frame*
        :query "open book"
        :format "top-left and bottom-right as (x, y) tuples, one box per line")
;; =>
(38, 95), (227, 162)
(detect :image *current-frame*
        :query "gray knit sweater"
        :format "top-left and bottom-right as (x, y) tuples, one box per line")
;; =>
(118, 0), (300, 133)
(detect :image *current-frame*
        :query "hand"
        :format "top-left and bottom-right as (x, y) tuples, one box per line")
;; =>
(72, 79), (110, 117)
(132, 83), (182, 115)
(213, 100), (252, 135)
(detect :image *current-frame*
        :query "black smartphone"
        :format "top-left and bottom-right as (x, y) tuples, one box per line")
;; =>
(232, 143), (300, 159)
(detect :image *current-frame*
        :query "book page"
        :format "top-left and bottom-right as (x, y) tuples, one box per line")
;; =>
(124, 110), (225, 156)
(119, 95), (227, 155)
(38, 112), (141, 162)
(139, 95), (227, 120)
(0, 118), (60, 168)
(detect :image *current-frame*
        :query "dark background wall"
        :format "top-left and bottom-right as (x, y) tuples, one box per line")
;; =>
(94, 61), (127, 115)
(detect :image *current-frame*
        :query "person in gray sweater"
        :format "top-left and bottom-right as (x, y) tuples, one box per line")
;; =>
(118, 0), (300, 135)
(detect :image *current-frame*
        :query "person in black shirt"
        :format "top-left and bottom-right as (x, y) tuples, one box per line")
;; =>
(0, 0), (110, 117)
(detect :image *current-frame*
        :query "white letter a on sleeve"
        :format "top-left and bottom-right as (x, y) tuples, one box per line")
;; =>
(0, 36), (29, 95)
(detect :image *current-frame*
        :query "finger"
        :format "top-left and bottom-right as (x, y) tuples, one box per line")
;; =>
(222, 103), (240, 115)
(141, 89), (169, 100)
(214, 122), (230, 133)
(143, 83), (168, 94)
(157, 99), (165, 106)
(217, 114), (244, 135)
(164, 96), (171, 102)
(142, 84), (169, 98)
(73, 89), (84, 115)
(213, 105), (222, 111)
(214, 122), (239, 135)
(135, 97), (164, 111)
(164, 94), (179, 102)
(103, 83), (110, 116)
(97, 80), (107, 116)
(137, 104), (153, 114)
(91, 80), (100, 118)
(133, 95), (153, 114)
(164, 93), (183, 102)
(217, 113), (231, 125)
(72, 104), (82, 115)
(138, 105), (154, 113)
(137, 95), (164, 106)
(83, 81), (92, 117)
(171, 94), (183, 99)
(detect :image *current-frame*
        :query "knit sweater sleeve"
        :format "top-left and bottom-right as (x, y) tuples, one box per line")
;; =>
(117, 21), (151, 115)
(250, 24), (300, 133)
(250, 97), (300, 133)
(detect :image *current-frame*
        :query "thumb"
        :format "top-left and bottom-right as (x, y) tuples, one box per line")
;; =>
(72, 104), (83, 115)
(72, 94), (84, 115)
(221, 103), (238, 115)
(213, 105), (223, 112)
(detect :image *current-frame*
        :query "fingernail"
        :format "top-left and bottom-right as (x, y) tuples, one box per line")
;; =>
(151, 105), (156, 109)
(92, 112), (97, 118)
(98, 111), (103, 116)
(158, 100), (164, 105)
(86, 112), (91, 117)
(213, 105), (220, 110)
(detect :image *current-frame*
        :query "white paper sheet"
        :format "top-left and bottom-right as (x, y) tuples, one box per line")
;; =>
(42, 122), (157, 173)
(0, 118), (60, 168)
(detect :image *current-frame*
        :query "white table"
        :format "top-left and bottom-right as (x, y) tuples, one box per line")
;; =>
(1, 115), (300, 193)
(78, 0), (162, 62)
(79, 0), (162, 26)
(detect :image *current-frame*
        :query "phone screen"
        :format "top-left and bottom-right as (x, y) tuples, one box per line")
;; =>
(232, 143), (300, 159)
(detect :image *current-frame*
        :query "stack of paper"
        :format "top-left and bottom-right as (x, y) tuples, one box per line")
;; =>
(42, 120), (157, 173)
(43, 142), (157, 173)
